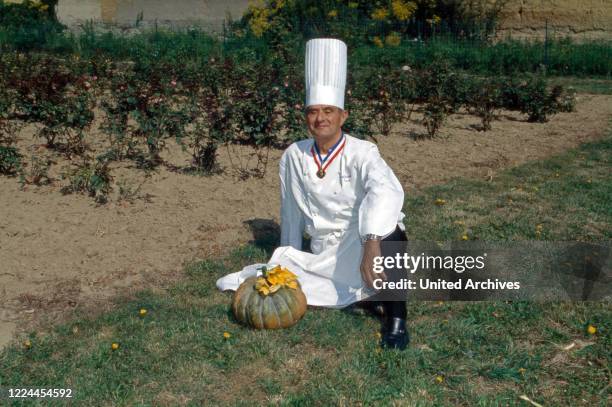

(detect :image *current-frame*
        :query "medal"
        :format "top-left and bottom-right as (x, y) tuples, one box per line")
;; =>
(311, 134), (346, 179)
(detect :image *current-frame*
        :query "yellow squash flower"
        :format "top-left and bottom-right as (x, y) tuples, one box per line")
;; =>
(255, 266), (299, 295)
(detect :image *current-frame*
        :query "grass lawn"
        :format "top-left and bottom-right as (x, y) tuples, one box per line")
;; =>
(1, 130), (610, 406)
(549, 77), (612, 95)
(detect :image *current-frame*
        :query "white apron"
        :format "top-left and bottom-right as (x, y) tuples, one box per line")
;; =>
(216, 134), (405, 308)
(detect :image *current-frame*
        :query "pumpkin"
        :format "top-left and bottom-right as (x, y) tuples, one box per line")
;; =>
(232, 266), (307, 329)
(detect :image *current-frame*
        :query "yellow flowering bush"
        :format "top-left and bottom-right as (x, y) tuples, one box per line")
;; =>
(371, 7), (389, 21)
(426, 15), (441, 25)
(247, 1), (272, 38)
(246, 0), (289, 37)
(236, 0), (507, 43)
(385, 32), (401, 47)
(255, 265), (299, 296)
(391, 0), (416, 21)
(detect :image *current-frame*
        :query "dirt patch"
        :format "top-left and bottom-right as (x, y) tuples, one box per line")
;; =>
(1, 94), (611, 349)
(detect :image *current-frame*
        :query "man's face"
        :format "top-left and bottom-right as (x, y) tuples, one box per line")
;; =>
(305, 105), (349, 140)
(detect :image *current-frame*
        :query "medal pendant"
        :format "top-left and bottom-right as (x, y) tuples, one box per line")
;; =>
(316, 169), (326, 178)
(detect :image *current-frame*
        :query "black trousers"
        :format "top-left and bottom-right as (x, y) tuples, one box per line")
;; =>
(370, 226), (408, 319)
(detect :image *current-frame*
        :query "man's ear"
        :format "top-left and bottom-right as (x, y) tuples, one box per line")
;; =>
(340, 109), (349, 126)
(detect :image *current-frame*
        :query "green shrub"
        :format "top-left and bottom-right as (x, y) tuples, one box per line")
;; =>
(60, 155), (113, 204)
(100, 60), (190, 167)
(8, 54), (94, 155)
(466, 78), (502, 131)
(422, 96), (448, 138)
(0, 0), (64, 51)
(0, 145), (21, 175)
(518, 75), (561, 123)
(19, 152), (53, 186)
(554, 86), (577, 113)
(183, 57), (236, 172)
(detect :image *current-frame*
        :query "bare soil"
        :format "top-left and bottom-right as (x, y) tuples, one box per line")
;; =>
(1, 94), (611, 348)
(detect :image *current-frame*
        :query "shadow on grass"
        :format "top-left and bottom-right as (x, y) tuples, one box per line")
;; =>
(243, 218), (280, 256)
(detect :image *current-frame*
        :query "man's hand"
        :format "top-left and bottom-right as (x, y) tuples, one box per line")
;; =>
(360, 239), (386, 289)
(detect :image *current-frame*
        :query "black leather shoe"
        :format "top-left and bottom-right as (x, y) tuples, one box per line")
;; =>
(381, 317), (409, 350)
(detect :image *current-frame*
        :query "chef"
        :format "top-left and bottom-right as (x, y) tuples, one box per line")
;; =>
(217, 38), (409, 349)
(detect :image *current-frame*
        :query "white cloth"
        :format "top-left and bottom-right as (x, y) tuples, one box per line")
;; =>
(216, 134), (405, 308)
(305, 38), (347, 109)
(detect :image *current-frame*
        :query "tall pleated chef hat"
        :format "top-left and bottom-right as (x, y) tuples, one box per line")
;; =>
(305, 38), (347, 110)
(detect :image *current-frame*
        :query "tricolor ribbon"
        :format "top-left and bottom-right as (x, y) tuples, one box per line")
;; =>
(311, 134), (346, 178)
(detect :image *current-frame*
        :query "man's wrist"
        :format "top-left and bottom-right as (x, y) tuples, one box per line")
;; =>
(361, 234), (382, 244)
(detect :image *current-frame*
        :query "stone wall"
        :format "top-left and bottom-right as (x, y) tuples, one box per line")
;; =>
(56, 0), (250, 33)
(498, 0), (612, 40)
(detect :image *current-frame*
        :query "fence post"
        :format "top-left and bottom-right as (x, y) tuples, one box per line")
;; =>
(543, 18), (549, 74)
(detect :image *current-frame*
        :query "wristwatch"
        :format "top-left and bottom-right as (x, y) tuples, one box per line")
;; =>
(361, 234), (382, 244)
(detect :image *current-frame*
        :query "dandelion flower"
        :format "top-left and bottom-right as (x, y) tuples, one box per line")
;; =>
(111, 342), (120, 350)
(139, 308), (147, 317)
(586, 324), (597, 335)
(461, 234), (469, 241)
(434, 198), (446, 205)
(435, 375), (444, 383)
(223, 332), (231, 339)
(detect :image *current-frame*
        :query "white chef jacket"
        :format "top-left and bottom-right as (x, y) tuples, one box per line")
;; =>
(216, 133), (405, 308)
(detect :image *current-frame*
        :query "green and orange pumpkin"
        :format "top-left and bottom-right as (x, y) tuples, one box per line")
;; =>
(232, 266), (307, 329)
